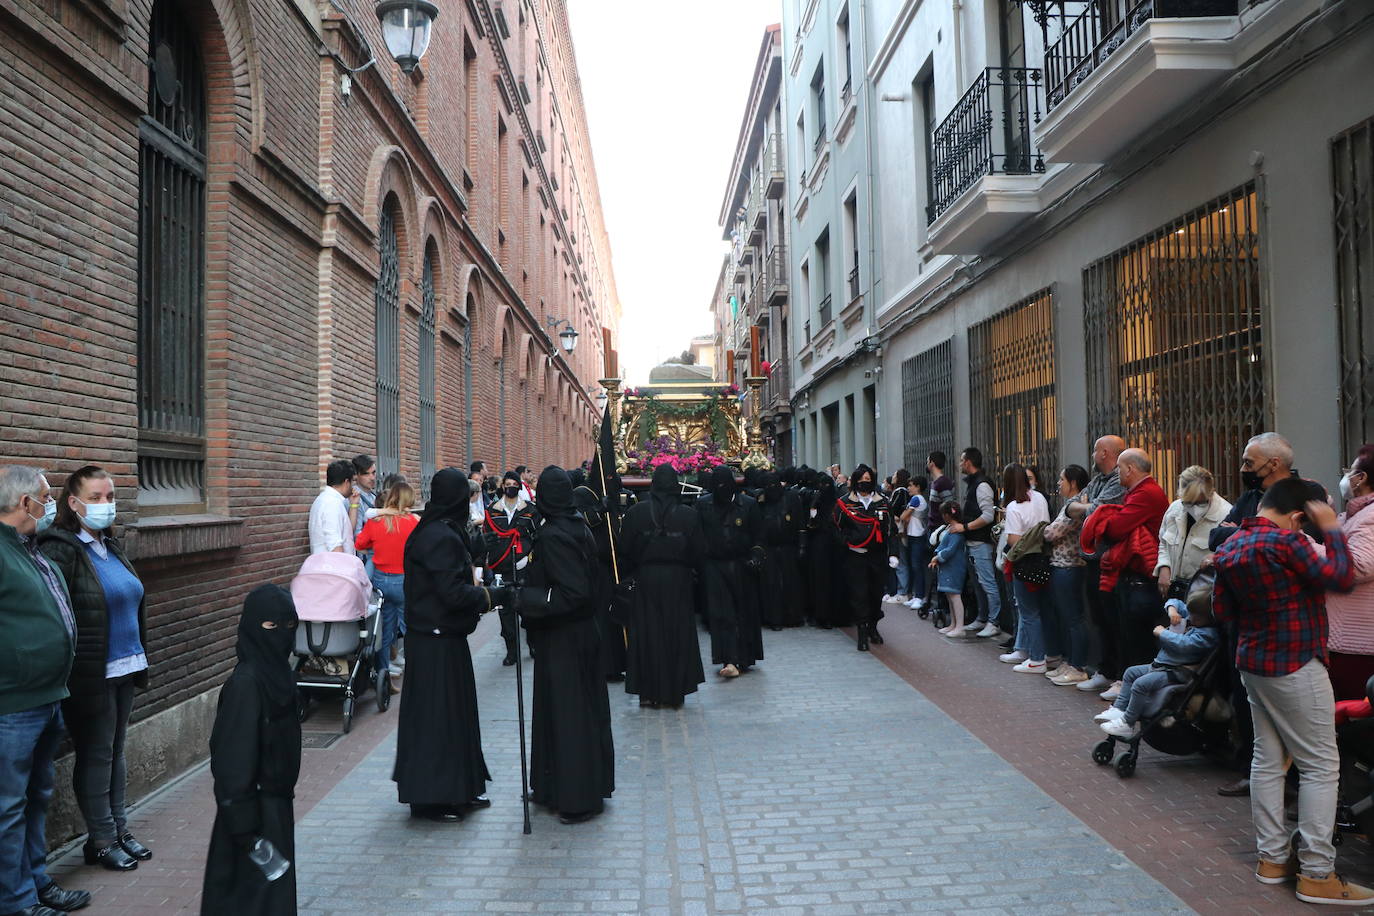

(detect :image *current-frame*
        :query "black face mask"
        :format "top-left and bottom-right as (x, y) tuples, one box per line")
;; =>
(1240, 467), (1268, 491)
(504, 485), (521, 499)
(855, 479), (875, 494)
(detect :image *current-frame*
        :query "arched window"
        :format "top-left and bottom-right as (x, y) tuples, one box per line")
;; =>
(375, 204), (401, 478)
(138, 0), (207, 513)
(419, 244), (438, 500)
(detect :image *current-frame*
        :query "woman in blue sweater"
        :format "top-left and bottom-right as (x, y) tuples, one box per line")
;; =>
(39, 466), (151, 872)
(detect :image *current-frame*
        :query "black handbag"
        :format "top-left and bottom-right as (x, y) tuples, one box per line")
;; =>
(1012, 551), (1052, 586)
(1165, 575), (1193, 601)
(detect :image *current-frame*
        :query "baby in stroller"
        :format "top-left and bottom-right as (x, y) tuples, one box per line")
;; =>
(1096, 596), (1220, 740)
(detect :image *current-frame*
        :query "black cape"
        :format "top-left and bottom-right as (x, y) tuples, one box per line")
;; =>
(574, 484), (625, 679)
(757, 477), (805, 629)
(393, 469), (493, 806)
(518, 467), (615, 817)
(806, 482), (849, 627)
(201, 586), (301, 916)
(622, 467), (706, 705)
(696, 469), (765, 669)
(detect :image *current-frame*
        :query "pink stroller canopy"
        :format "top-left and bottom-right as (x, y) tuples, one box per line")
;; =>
(290, 552), (371, 622)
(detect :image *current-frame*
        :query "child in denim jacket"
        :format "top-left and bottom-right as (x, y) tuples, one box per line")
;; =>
(1097, 597), (1219, 738)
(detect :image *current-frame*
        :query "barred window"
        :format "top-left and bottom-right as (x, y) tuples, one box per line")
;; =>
(1084, 185), (1263, 500)
(1334, 119), (1374, 460)
(375, 205), (401, 479)
(968, 289), (1059, 478)
(137, 0), (207, 513)
(419, 246), (438, 501)
(901, 339), (954, 473)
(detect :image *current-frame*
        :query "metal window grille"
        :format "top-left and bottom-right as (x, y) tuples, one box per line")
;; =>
(825, 404), (841, 467)
(375, 207), (401, 479)
(1083, 184), (1263, 500)
(419, 252), (438, 501)
(968, 288), (1059, 478)
(1334, 118), (1374, 461)
(901, 339), (955, 473)
(137, 0), (207, 512)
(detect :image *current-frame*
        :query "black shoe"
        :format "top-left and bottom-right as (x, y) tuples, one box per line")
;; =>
(856, 625), (869, 652)
(36, 881), (91, 912)
(466, 795), (492, 810)
(82, 841), (137, 871)
(558, 809), (599, 825)
(1217, 777), (1251, 797)
(819, 623), (833, 630)
(117, 832), (152, 861)
(409, 804), (464, 822)
(606, 673), (625, 683)
(998, 637), (1015, 651)
(768, 625), (783, 632)
(502, 653), (516, 667)
(13, 905), (65, 916)
(870, 625), (884, 645)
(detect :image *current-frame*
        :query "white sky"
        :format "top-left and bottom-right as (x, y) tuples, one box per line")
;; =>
(566, 0), (783, 386)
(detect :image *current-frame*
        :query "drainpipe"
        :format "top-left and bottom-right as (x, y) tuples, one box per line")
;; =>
(860, 0), (882, 468)
(952, 0), (965, 91)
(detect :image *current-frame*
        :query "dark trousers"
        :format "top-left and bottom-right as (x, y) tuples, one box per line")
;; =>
(1226, 621), (1255, 769)
(63, 676), (136, 846)
(845, 550), (887, 628)
(1086, 560), (1119, 679)
(1115, 573), (1166, 672)
(499, 605), (519, 659)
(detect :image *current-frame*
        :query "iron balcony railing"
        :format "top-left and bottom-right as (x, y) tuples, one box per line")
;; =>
(763, 132), (785, 198)
(765, 243), (789, 304)
(926, 66), (1046, 225)
(813, 125), (827, 160)
(764, 358), (790, 409)
(1044, 0), (1239, 110)
(848, 264), (860, 301)
(818, 293), (833, 327)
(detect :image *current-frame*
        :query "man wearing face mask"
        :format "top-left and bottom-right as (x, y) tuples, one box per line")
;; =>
(40, 466), (153, 873)
(483, 471), (540, 666)
(1213, 477), (1370, 906)
(0, 465), (85, 916)
(1210, 432), (1303, 551)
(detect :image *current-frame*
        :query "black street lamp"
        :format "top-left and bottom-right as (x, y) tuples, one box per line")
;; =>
(375, 0), (439, 73)
(546, 316), (579, 355)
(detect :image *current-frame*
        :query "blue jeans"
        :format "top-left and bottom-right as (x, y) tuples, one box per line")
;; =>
(1050, 565), (1089, 669)
(370, 570), (406, 674)
(1011, 578), (1047, 662)
(966, 541), (1002, 625)
(0, 703), (62, 911)
(894, 537), (927, 598)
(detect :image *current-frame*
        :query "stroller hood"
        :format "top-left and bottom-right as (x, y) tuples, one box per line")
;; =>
(291, 552), (371, 622)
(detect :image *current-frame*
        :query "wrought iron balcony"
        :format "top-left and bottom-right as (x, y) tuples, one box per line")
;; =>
(847, 265), (860, 301)
(813, 125), (827, 160)
(764, 358), (791, 411)
(926, 67), (1046, 225)
(818, 293), (833, 327)
(1043, 0), (1240, 111)
(763, 132), (785, 199)
(765, 243), (789, 306)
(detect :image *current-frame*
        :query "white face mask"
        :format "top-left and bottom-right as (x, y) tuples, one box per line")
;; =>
(78, 498), (117, 530)
(1186, 503), (1207, 520)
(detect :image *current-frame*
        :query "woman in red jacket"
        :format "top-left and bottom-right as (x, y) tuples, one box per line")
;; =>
(356, 482), (419, 691)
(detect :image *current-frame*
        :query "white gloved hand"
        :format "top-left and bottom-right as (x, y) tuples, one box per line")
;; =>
(516, 556), (530, 571)
(472, 567), (484, 586)
(809, 508), (817, 519)
(888, 555), (900, 569)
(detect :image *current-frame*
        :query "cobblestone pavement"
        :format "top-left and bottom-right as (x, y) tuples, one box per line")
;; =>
(48, 602), (1368, 915)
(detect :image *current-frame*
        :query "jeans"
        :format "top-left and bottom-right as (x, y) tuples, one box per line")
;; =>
(1112, 663), (1181, 724)
(896, 538), (927, 601)
(370, 570), (406, 674)
(1011, 578), (1046, 662)
(64, 677), (135, 845)
(1050, 566), (1089, 669)
(966, 541), (1002, 626)
(1243, 659), (1340, 876)
(0, 703), (62, 912)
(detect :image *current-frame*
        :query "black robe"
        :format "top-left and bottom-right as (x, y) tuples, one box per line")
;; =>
(757, 488), (805, 629)
(393, 517), (492, 806)
(202, 586), (301, 916)
(696, 492), (765, 669)
(806, 489), (849, 628)
(519, 472), (615, 818)
(621, 488), (706, 705)
(575, 487), (626, 680)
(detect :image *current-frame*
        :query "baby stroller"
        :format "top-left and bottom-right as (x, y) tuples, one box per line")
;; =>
(1091, 644), (1233, 777)
(290, 552), (387, 733)
(1334, 675), (1374, 845)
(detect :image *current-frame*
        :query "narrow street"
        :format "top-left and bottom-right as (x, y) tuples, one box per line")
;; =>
(46, 605), (1367, 915)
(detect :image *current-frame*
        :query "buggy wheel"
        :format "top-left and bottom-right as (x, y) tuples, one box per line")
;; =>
(376, 669), (391, 712)
(1092, 740), (1114, 766)
(342, 696), (355, 734)
(1115, 752), (1137, 778)
(1334, 829), (1344, 847)
(297, 692), (312, 723)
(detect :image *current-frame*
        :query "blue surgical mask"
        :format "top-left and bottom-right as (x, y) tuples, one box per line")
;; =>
(29, 496), (56, 533)
(79, 499), (117, 531)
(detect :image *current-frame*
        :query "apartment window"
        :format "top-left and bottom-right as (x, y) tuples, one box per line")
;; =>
(464, 36), (478, 182)
(918, 71), (936, 213)
(815, 229), (832, 326)
(901, 339), (954, 473)
(799, 260), (811, 342)
(1083, 184), (1263, 500)
(843, 193), (859, 300)
(825, 402), (841, 467)
(497, 117), (509, 255)
(419, 244), (438, 501)
(1334, 117), (1374, 460)
(968, 288), (1059, 478)
(795, 111), (807, 181)
(375, 204), (402, 479)
(838, 5), (853, 101)
(137, 0), (207, 513)
(811, 63), (827, 159)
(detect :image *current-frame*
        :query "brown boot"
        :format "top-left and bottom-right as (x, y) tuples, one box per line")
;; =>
(1296, 873), (1374, 905)
(1255, 857), (1297, 885)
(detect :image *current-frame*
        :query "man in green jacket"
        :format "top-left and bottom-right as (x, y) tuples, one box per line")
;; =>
(0, 465), (88, 916)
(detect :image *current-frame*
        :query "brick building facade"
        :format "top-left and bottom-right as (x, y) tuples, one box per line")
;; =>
(0, 0), (619, 839)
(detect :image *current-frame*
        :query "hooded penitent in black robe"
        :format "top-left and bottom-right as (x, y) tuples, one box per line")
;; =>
(201, 586), (302, 916)
(573, 484), (625, 681)
(518, 466), (615, 820)
(621, 465), (706, 707)
(393, 468), (495, 811)
(757, 472), (805, 629)
(696, 466), (765, 671)
(806, 477), (849, 628)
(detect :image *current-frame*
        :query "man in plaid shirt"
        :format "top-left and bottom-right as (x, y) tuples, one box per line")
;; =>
(1213, 476), (1369, 904)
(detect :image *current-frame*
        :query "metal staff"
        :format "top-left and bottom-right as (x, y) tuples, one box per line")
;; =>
(496, 572), (533, 834)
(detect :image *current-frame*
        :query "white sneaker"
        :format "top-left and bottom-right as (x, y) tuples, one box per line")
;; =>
(1100, 718), (1139, 739)
(1100, 680), (1123, 702)
(999, 650), (1028, 664)
(1044, 664), (1067, 679)
(391, 652), (406, 672)
(1012, 659), (1046, 674)
(1077, 672), (1111, 692)
(1052, 667), (1089, 686)
(1094, 706), (1125, 722)
(976, 623), (1001, 638)
(906, 598), (924, 610)
(881, 594), (894, 604)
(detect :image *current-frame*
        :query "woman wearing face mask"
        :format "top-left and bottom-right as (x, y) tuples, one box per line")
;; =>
(835, 465), (899, 651)
(1326, 445), (1374, 700)
(39, 465), (151, 872)
(1154, 466), (1232, 602)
